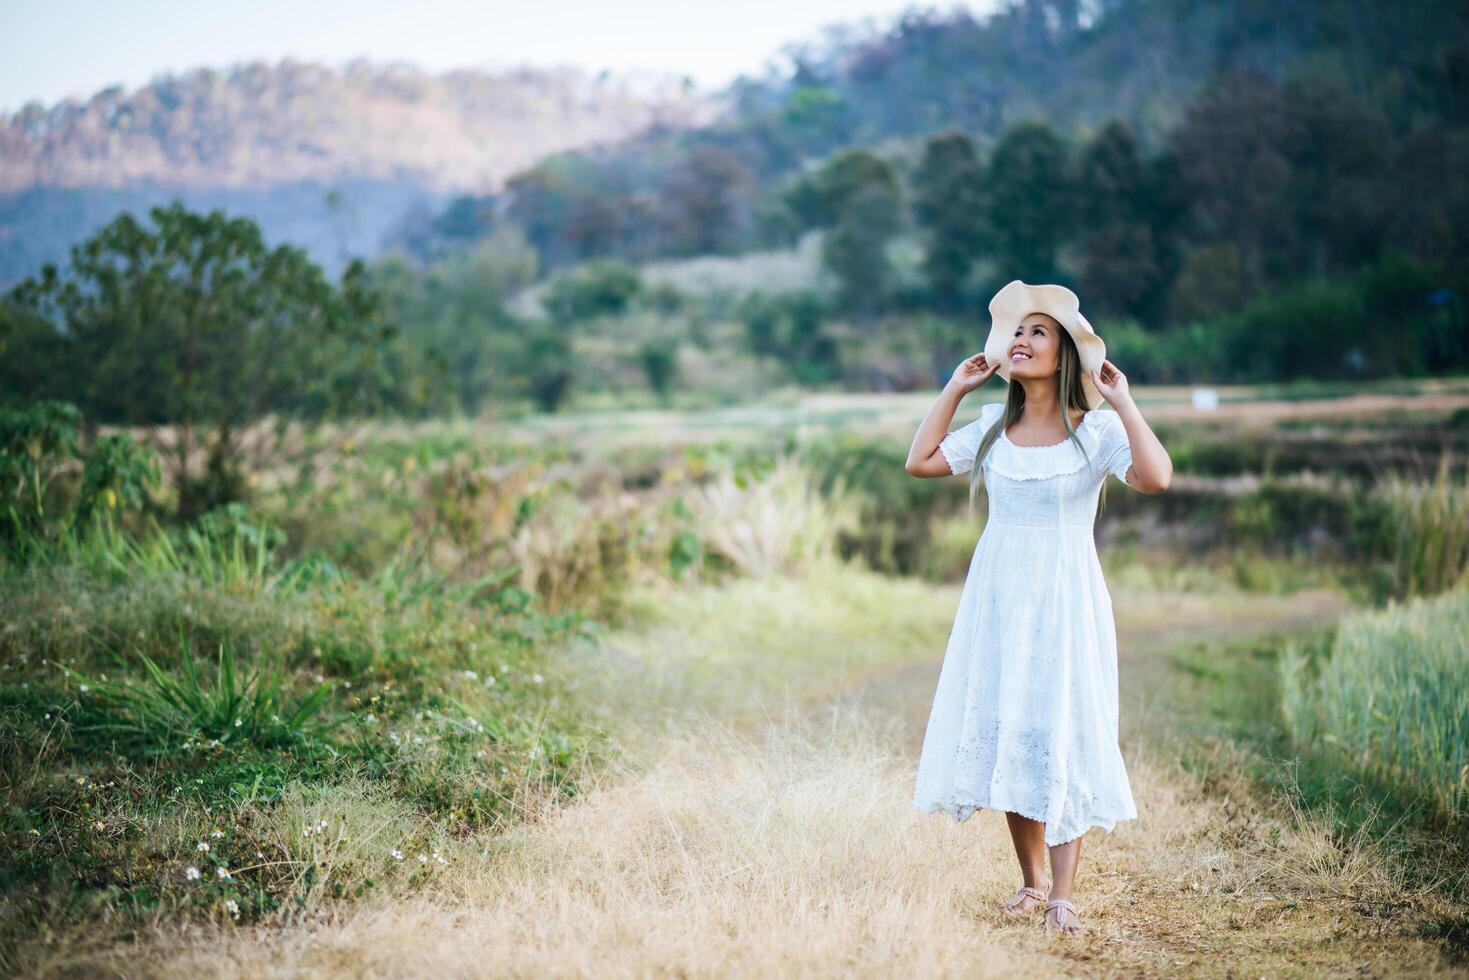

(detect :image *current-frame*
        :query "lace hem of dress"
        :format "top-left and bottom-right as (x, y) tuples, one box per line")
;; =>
(912, 793), (1134, 847)
(939, 437), (971, 476)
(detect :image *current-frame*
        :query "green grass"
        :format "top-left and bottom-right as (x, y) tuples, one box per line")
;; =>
(1156, 617), (1469, 910)
(1281, 586), (1469, 827)
(0, 514), (605, 954)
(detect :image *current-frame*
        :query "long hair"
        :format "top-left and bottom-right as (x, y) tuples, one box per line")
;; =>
(965, 322), (1110, 516)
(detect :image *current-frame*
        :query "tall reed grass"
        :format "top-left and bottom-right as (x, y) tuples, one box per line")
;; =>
(1280, 586), (1469, 826)
(1368, 458), (1469, 600)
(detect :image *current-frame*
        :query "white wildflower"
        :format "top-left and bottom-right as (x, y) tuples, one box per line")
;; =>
(462, 670), (478, 680)
(390, 849), (403, 861)
(532, 673), (544, 684)
(217, 867), (232, 880)
(225, 898), (240, 919)
(185, 866), (201, 881)
(196, 841), (211, 853)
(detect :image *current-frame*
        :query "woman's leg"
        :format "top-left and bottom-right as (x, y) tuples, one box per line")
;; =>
(1045, 837), (1085, 935)
(999, 811), (1048, 912)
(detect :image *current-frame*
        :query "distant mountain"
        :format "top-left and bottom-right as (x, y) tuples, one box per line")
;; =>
(0, 59), (725, 284)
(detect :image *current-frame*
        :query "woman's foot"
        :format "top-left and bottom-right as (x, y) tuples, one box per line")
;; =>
(1044, 897), (1086, 936)
(998, 883), (1048, 916)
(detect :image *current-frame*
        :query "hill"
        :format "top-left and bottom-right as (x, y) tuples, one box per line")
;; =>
(0, 59), (723, 283)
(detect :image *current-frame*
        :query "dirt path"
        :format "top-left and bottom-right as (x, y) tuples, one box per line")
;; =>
(123, 579), (1464, 978)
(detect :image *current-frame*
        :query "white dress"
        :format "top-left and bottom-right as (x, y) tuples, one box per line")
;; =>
(911, 400), (1139, 847)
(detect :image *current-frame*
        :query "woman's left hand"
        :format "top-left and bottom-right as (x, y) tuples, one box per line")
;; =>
(1092, 358), (1131, 405)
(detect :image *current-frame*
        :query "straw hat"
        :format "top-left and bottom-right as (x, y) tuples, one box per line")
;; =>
(983, 280), (1109, 410)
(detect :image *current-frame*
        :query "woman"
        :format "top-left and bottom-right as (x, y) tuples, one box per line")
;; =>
(903, 280), (1172, 936)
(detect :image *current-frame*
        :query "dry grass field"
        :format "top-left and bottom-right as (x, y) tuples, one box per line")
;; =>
(58, 562), (1464, 979)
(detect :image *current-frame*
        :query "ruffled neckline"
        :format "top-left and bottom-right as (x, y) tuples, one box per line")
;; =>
(999, 410), (1096, 449)
(984, 408), (1105, 481)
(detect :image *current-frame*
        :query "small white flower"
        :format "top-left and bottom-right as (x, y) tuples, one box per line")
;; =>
(196, 841), (211, 853)
(462, 670), (478, 680)
(210, 829), (223, 839)
(417, 854), (428, 864)
(79, 684), (89, 692)
(234, 718), (243, 727)
(217, 867), (232, 880)
(390, 849), (403, 861)
(185, 866), (201, 880)
(225, 898), (240, 919)
(484, 675), (496, 686)
(532, 673), (544, 684)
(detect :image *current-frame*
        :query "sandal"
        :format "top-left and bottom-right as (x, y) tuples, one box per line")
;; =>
(1044, 897), (1086, 936)
(998, 883), (1049, 916)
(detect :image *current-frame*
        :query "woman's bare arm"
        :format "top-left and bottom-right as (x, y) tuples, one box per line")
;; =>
(906, 353), (997, 478)
(1092, 358), (1172, 494)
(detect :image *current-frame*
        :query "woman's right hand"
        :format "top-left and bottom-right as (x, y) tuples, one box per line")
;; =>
(949, 352), (998, 394)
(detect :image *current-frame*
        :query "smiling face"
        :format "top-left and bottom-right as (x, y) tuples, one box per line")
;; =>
(1007, 312), (1064, 377)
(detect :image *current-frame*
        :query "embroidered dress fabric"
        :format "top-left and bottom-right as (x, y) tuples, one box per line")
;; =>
(912, 400), (1139, 846)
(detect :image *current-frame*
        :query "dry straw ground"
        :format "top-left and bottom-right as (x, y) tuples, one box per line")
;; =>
(60, 569), (1465, 979)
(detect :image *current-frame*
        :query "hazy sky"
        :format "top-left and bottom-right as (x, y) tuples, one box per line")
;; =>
(0, 0), (997, 113)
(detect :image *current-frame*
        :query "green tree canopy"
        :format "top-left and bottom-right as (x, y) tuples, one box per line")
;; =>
(0, 202), (397, 517)
(912, 130), (989, 310)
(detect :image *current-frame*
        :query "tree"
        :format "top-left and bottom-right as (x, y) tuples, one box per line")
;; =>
(638, 339), (679, 404)
(368, 223), (540, 417)
(0, 202), (397, 518)
(913, 130), (989, 310)
(984, 121), (1071, 283)
(660, 145), (758, 256)
(543, 259), (642, 323)
(1167, 69), (1293, 292)
(788, 149), (904, 319)
(1073, 120), (1183, 325)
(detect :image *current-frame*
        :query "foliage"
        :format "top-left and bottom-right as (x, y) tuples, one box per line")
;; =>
(911, 130), (988, 310)
(543, 258), (643, 323)
(367, 225), (539, 417)
(0, 400), (160, 554)
(63, 629), (339, 756)
(1280, 587), (1469, 826)
(0, 203), (400, 517)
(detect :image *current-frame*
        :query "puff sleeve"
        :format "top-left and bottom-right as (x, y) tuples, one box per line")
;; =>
(939, 402), (1000, 476)
(1095, 409), (1134, 483)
